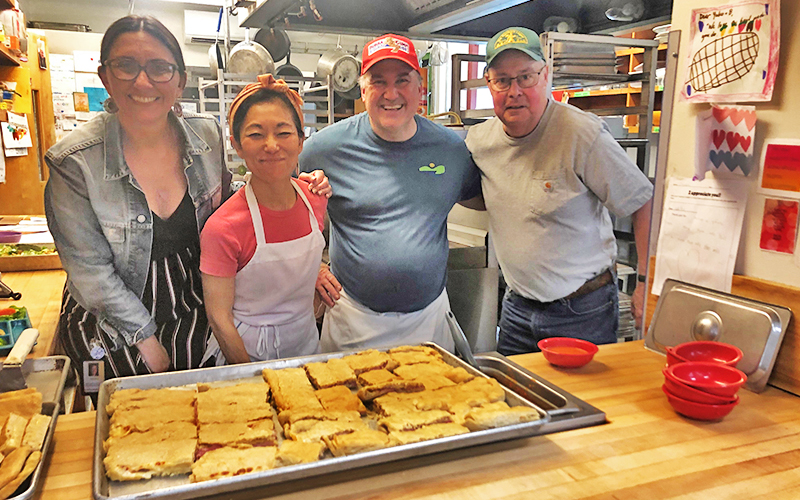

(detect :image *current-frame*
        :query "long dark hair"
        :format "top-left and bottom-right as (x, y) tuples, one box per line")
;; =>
(100, 15), (186, 80)
(231, 89), (304, 142)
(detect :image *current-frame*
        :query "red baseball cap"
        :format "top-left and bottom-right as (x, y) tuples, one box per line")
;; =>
(361, 34), (420, 75)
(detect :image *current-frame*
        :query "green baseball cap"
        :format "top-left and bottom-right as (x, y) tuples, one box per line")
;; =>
(485, 27), (544, 68)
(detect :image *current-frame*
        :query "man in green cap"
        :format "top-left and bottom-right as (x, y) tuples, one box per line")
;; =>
(465, 27), (654, 355)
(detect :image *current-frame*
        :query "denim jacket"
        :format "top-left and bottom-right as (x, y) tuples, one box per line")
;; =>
(44, 111), (231, 349)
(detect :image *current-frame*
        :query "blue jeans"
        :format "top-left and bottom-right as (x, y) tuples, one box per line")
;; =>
(497, 282), (619, 356)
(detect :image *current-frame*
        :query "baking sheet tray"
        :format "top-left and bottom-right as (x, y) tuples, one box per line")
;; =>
(93, 344), (550, 500)
(3, 355), (71, 500)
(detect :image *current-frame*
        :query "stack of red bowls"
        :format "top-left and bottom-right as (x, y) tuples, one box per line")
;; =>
(661, 341), (746, 420)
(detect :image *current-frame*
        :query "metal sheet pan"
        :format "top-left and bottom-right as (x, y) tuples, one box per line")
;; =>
(93, 344), (551, 500)
(5, 355), (71, 500)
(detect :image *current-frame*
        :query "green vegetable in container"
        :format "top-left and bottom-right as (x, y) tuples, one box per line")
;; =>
(0, 305), (27, 321)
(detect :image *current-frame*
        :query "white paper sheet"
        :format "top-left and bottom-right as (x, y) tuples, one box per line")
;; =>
(652, 177), (749, 295)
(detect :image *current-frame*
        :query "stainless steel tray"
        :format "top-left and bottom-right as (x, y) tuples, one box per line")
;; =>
(93, 344), (551, 500)
(3, 355), (71, 500)
(473, 353), (607, 433)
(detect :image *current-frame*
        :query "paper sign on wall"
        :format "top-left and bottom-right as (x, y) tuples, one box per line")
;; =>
(652, 177), (749, 295)
(695, 105), (756, 179)
(758, 139), (800, 199)
(1, 111), (32, 154)
(682, 0), (780, 102)
(760, 198), (798, 254)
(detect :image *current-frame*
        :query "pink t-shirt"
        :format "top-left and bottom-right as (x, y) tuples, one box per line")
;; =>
(200, 179), (327, 278)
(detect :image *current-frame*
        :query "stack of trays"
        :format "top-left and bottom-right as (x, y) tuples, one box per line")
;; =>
(550, 40), (622, 89)
(617, 292), (636, 341)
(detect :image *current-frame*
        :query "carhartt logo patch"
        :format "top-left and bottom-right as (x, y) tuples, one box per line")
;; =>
(419, 162), (445, 175)
(494, 29), (528, 50)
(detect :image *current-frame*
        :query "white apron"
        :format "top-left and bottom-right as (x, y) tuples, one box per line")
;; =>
(320, 288), (455, 353)
(202, 180), (324, 365)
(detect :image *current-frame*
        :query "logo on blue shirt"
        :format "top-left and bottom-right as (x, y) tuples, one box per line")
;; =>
(419, 162), (445, 175)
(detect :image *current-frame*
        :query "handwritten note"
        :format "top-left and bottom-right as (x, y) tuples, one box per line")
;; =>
(652, 177), (749, 295)
(683, 0), (780, 102)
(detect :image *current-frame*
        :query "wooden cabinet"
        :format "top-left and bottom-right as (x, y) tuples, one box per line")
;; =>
(0, 32), (56, 215)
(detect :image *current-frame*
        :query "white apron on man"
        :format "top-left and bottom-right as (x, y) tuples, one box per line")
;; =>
(202, 180), (323, 364)
(320, 288), (455, 353)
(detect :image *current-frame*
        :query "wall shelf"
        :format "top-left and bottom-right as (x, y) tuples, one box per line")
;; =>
(0, 44), (21, 66)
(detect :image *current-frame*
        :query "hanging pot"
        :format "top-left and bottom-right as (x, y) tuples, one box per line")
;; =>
(208, 7), (225, 75)
(254, 27), (291, 63)
(227, 28), (275, 75)
(316, 47), (360, 95)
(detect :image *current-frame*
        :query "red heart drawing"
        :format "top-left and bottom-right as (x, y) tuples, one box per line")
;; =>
(726, 131), (738, 150)
(728, 109), (745, 127)
(712, 107), (734, 124)
(740, 135), (752, 152)
(755, 19), (762, 30)
(743, 111), (757, 131)
(712, 129), (726, 149)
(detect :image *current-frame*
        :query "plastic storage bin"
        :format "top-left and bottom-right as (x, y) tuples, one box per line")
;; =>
(0, 309), (32, 356)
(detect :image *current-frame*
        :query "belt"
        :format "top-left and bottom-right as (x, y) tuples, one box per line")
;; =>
(563, 269), (615, 300)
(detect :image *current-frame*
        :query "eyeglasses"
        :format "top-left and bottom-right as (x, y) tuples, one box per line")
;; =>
(104, 58), (178, 83)
(486, 67), (546, 92)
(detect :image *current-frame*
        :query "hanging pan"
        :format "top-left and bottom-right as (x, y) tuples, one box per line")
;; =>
(208, 7), (225, 75)
(275, 49), (304, 92)
(227, 27), (275, 75)
(254, 27), (291, 63)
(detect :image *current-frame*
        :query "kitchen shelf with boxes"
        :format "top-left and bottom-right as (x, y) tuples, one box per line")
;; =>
(0, 0), (23, 66)
(451, 31), (665, 134)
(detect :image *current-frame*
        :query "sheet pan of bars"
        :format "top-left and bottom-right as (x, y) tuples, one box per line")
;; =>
(92, 344), (550, 500)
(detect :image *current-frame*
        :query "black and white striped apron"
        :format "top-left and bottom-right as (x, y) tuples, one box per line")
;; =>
(57, 191), (212, 390)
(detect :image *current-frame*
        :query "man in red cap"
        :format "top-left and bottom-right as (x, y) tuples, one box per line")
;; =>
(299, 33), (482, 353)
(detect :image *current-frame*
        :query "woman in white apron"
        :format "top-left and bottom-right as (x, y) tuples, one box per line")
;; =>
(199, 74), (329, 365)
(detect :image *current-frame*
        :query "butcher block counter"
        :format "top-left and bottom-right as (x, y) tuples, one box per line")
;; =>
(0, 269), (66, 359)
(33, 340), (800, 500)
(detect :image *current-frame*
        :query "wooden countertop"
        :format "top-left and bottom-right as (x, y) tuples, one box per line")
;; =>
(0, 270), (66, 359)
(32, 341), (800, 500)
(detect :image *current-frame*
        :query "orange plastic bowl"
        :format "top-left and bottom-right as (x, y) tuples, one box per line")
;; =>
(665, 361), (747, 397)
(672, 341), (743, 368)
(661, 372), (737, 405)
(538, 337), (598, 368)
(662, 385), (739, 420)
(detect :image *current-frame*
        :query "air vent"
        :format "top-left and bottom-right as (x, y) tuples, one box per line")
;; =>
(403, 0), (460, 16)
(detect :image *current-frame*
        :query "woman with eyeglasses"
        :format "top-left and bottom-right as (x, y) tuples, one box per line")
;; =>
(44, 16), (328, 393)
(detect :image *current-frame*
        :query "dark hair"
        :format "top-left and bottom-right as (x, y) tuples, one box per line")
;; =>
(100, 15), (186, 80)
(231, 89), (304, 142)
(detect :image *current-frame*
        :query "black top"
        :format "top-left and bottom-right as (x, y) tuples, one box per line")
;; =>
(144, 191), (203, 324)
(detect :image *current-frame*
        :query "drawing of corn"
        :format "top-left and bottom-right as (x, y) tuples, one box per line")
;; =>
(686, 32), (759, 93)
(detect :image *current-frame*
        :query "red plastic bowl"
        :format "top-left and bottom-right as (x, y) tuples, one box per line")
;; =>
(665, 347), (687, 367)
(662, 386), (739, 421)
(665, 361), (747, 397)
(538, 337), (598, 368)
(672, 341), (743, 368)
(662, 374), (737, 405)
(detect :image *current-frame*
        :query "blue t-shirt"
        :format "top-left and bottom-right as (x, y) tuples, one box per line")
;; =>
(300, 113), (481, 313)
